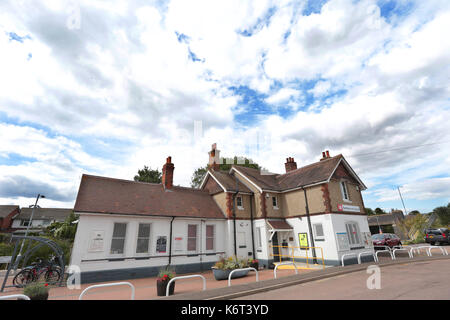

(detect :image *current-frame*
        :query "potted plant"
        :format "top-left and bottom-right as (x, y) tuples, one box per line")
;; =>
(23, 282), (49, 300)
(248, 258), (259, 270)
(211, 256), (250, 280)
(156, 267), (175, 296)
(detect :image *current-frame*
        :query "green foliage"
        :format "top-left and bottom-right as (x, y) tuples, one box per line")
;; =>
(190, 156), (260, 188)
(374, 207), (386, 215)
(408, 210), (420, 216)
(433, 203), (450, 226)
(43, 211), (79, 241)
(365, 208), (374, 215)
(157, 266), (175, 280)
(134, 166), (162, 183)
(23, 282), (49, 298)
(213, 256), (249, 270)
(14, 237), (73, 268)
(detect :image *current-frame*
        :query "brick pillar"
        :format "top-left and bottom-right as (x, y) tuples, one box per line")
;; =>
(162, 156), (174, 189)
(321, 184), (332, 213)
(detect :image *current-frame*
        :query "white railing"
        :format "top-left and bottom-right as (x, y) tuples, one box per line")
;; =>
(428, 246), (448, 256)
(166, 275), (206, 297)
(375, 249), (394, 260)
(273, 262), (299, 279)
(228, 267), (258, 287)
(410, 246), (432, 257)
(358, 251), (378, 264)
(341, 253), (358, 267)
(373, 245), (391, 251)
(392, 248), (413, 259)
(79, 282), (135, 300)
(0, 294), (30, 300)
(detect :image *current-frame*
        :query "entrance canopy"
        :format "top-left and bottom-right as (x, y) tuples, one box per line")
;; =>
(267, 220), (293, 241)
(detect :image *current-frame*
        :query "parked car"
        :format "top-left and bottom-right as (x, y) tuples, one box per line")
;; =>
(371, 233), (402, 249)
(424, 228), (450, 245)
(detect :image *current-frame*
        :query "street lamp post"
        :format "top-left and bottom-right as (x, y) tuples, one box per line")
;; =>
(18, 194), (45, 256)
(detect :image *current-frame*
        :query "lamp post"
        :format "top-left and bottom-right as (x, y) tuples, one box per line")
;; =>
(18, 194), (45, 256)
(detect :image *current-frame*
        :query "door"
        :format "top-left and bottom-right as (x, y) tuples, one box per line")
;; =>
(272, 232), (280, 262)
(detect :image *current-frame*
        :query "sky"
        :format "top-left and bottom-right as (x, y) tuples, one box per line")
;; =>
(0, 0), (449, 214)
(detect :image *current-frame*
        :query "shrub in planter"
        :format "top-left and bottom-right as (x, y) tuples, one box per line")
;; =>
(23, 282), (49, 300)
(156, 267), (175, 296)
(248, 258), (259, 270)
(212, 256), (250, 280)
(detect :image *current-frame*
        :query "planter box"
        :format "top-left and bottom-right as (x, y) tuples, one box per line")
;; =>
(156, 279), (175, 296)
(212, 268), (249, 281)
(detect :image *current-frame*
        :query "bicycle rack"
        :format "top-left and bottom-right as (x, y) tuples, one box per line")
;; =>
(427, 246), (448, 256)
(0, 294), (30, 300)
(274, 262), (299, 279)
(410, 246), (432, 257)
(358, 251), (378, 264)
(166, 275), (206, 297)
(341, 253), (358, 267)
(228, 267), (258, 287)
(392, 248), (413, 259)
(79, 282), (135, 300)
(375, 249), (394, 261)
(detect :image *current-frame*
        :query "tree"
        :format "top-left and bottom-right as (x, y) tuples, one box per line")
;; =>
(365, 208), (375, 216)
(374, 207), (385, 215)
(134, 166), (162, 183)
(408, 210), (420, 216)
(433, 203), (450, 226)
(190, 156), (260, 188)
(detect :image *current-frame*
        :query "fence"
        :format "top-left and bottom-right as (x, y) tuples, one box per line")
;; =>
(79, 282), (135, 300)
(166, 275), (206, 297)
(269, 245), (325, 269)
(228, 268), (258, 287)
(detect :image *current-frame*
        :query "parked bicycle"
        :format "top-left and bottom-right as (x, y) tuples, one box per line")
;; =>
(13, 256), (62, 288)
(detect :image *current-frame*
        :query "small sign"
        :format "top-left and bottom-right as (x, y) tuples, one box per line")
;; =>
(298, 232), (308, 249)
(336, 232), (350, 251)
(337, 204), (360, 212)
(88, 230), (104, 252)
(156, 236), (167, 253)
(174, 236), (183, 251)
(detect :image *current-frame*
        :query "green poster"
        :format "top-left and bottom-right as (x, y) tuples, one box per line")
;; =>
(298, 232), (308, 249)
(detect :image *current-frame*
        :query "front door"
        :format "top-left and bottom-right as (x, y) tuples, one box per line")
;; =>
(272, 232), (280, 262)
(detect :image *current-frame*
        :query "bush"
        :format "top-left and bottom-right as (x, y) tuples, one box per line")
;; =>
(157, 267), (175, 280)
(23, 282), (49, 299)
(213, 256), (248, 270)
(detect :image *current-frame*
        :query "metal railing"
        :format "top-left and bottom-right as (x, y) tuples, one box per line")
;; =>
(358, 251), (378, 264)
(375, 249), (394, 260)
(410, 246), (432, 257)
(341, 253), (358, 266)
(228, 267), (258, 287)
(79, 282), (135, 300)
(269, 245), (325, 269)
(428, 246), (448, 256)
(0, 294), (30, 300)
(274, 261), (299, 279)
(166, 275), (206, 297)
(392, 247), (413, 259)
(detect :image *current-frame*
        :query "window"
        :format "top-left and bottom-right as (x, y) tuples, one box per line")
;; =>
(313, 223), (324, 240)
(345, 222), (361, 246)
(256, 227), (263, 248)
(340, 181), (350, 201)
(110, 223), (127, 254)
(20, 220), (30, 227)
(136, 223), (151, 253)
(236, 196), (243, 209)
(272, 196), (278, 209)
(187, 224), (198, 251)
(206, 225), (215, 251)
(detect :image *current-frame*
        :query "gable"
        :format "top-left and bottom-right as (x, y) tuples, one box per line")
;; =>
(331, 163), (358, 184)
(203, 175), (224, 195)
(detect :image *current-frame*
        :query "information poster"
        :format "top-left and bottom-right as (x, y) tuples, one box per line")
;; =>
(336, 232), (350, 251)
(88, 230), (104, 252)
(156, 236), (167, 253)
(174, 236), (183, 251)
(298, 232), (308, 250)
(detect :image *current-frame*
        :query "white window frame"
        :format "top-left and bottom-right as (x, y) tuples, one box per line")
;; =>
(345, 221), (362, 247)
(313, 223), (325, 240)
(187, 224), (199, 252)
(136, 223), (151, 255)
(205, 224), (215, 251)
(340, 180), (351, 202)
(236, 196), (244, 210)
(110, 222), (128, 255)
(272, 196), (279, 209)
(256, 227), (263, 248)
(20, 220), (30, 227)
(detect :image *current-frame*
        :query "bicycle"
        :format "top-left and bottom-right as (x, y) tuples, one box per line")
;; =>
(13, 256), (62, 288)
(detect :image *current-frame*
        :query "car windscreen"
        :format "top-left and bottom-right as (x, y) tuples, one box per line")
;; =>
(371, 234), (385, 240)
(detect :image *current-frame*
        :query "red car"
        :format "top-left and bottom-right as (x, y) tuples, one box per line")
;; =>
(371, 233), (402, 249)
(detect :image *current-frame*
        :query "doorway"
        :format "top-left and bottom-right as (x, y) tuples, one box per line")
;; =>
(272, 232), (280, 262)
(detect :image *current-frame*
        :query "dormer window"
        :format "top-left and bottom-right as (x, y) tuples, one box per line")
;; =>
(236, 196), (243, 210)
(340, 181), (350, 202)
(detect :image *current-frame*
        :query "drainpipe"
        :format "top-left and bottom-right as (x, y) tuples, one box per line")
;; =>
(168, 216), (175, 266)
(303, 189), (318, 264)
(250, 193), (255, 259)
(200, 219), (205, 272)
(231, 173), (239, 257)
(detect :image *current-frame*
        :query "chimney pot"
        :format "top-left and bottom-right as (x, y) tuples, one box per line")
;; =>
(326, 150), (330, 158)
(285, 157), (297, 173)
(162, 156), (174, 189)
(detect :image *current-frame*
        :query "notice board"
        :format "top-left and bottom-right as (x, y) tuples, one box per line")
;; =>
(298, 232), (308, 249)
(336, 232), (350, 251)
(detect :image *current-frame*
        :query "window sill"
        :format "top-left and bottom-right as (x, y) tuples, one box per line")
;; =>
(343, 199), (352, 203)
(237, 207), (244, 210)
(273, 207), (279, 210)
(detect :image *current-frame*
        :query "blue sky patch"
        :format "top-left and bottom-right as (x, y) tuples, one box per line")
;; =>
(8, 32), (31, 43)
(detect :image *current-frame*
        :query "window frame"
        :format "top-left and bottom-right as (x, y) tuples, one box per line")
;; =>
(345, 221), (362, 247)
(272, 196), (279, 209)
(187, 224), (199, 252)
(236, 196), (244, 210)
(256, 227), (263, 248)
(136, 223), (151, 255)
(313, 223), (325, 240)
(340, 180), (351, 202)
(205, 224), (215, 251)
(110, 222), (128, 255)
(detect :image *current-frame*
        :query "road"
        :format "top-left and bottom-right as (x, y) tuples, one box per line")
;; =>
(237, 259), (450, 300)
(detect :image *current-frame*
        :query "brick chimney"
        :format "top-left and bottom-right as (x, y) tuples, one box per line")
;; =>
(162, 156), (174, 189)
(320, 150), (331, 161)
(285, 157), (297, 173)
(208, 143), (220, 171)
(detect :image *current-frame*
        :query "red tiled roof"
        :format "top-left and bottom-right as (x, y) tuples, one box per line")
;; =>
(267, 220), (293, 230)
(74, 174), (225, 219)
(207, 170), (253, 193)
